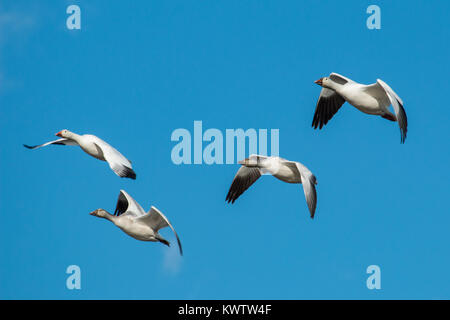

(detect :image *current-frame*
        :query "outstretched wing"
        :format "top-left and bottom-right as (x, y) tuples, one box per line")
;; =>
(225, 166), (262, 204)
(91, 137), (136, 179)
(312, 88), (346, 129)
(285, 161), (318, 219)
(137, 206), (183, 255)
(23, 138), (78, 149)
(376, 79), (408, 143)
(311, 73), (354, 129)
(114, 190), (146, 218)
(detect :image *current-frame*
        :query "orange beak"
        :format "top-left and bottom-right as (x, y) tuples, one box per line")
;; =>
(55, 131), (63, 137)
(314, 78), (323, 86)
(89, 210), (96, 216)
(238, 158), (247, 165)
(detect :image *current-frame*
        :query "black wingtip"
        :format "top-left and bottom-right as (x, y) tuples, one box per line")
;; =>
(225, 193), (236, 204)
(225, 193), (231, 204)
(123, 166), (137, 180)
(23, 144), (34, 149)
(309, 205), (316, 219)
(400, 129), (406, 144)
(401, 129), (407, 144)
(158, 238), (170, 248)
(309, 207), (316, 219)
(177, 238), (183, 256)
(225, 182), (242, 204)
(114, 191), (128, 216)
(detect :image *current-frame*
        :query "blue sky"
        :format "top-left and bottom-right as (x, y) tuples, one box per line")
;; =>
(0, 0), (449, 299)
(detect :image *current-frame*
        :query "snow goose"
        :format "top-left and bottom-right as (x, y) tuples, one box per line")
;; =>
(90, 190), (183, 255)
(312, 73), (408, 143)
(226, 155), (318, 218)
(24, 129), (136, 179)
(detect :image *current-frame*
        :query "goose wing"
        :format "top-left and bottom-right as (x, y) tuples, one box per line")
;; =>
(114, 190), (146, 218)
(137, 206), (183, 255)
(90, 136), (136, 179)
(23, 138), (78, 149)
(376, 79), (408, 143)
(329, 72), (355, 85)
(225, 166), (262, 204)
(311, 73), (354, 129)
(285, 161), (318, 218)
(312, 88), (346, 129)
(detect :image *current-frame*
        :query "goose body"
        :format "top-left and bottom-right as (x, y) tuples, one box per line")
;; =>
(112, 215), (156, 241)
(312, 73), (408, 143)
(337, 84), (382, 114)
(226, 155), (318, 218)
(77, 135), (106, 161)
(90, 190), (183, 255)
(24, 129), (136, 179)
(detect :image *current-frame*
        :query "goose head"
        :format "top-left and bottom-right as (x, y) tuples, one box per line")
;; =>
(89, 209), (109, 218)
(55, 129), (71, 138)
(238, 155), (260, 167)
(315, 76), (334, 88)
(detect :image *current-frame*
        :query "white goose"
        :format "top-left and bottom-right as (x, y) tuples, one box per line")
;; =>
(312, 73), (408, 143)
(226, 155), (318, 218)
(24, 129), (136, 179)
(90, 190), (183, 255)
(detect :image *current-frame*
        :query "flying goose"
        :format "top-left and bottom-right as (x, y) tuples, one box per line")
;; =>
(90, 190), (183, 255)
(312, 73), (408, 143)
(226, 155), (318, 218)
(24, 129), (136, 179)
